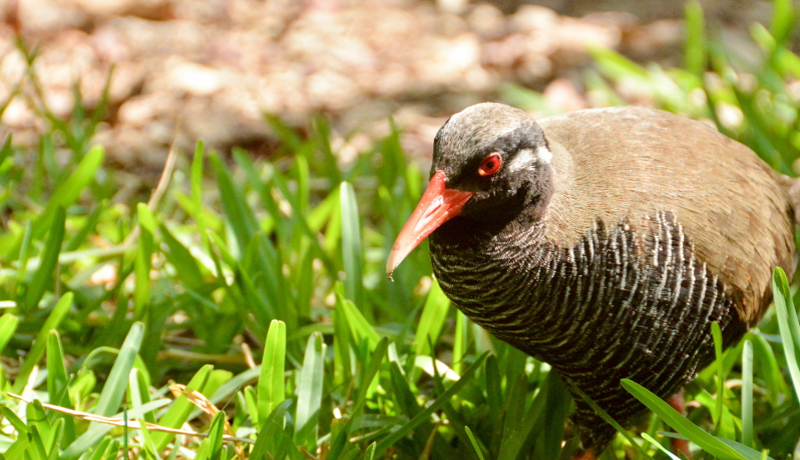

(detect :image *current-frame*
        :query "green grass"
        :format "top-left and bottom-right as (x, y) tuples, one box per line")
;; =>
(0, 0), (799, 458)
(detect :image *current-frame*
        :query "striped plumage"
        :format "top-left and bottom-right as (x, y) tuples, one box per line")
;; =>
(431, 211), (745, 451)
(387, 103), (798, 458)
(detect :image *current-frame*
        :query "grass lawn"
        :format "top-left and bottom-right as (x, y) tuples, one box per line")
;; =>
(0, 1), (800, 458)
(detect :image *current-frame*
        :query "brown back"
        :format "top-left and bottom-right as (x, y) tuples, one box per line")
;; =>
(539, 106), (796, 325)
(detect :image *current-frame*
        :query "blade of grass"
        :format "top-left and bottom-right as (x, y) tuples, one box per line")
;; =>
(642, 432), (680, 460)
(34, 145), (104, 238)
(588, 45), (650, 79)
(771, 267), (800, 402)
(465, 426), (486, 460)
(152, 365), (212, 450)
(1, 406), (28, 436)
(484, 355), (503, 442)
(210, 153), (258, 252)
(661, 432), (775, 460)
(258, 319), (286, 428)
(27, 400), (55, 456)
(340, 182), (367, 318)
(189, 141), (227, 284)
(328, 338), (389, 459)
(46, 330), (75, 443)
(452, 310), (468, 375)
(137, 418), (160, 460)
(787, 284), (800, 354)
(569, 381), (654, 460)
(414, 278), (450, 359)
(4, 433), (30, 459)
(86, 437), (112, 460)
(94, 321), (145, 416)
(311, 116), (342, 185)
(711, 321), (734, 438)
(187, 367), (260, 421)
(741, 339), (754, 448)
(13, 222), (33, 294)
(0, 313), (19, 355)
(332, 297), (353, 387)
(388, 361), (422, 419)
(28, 425), (49, 460)
(745, 332), (786, 405)
(12, 292), (73, 394)
(364, 442), (377, 460)
(206, 411), (226, 460)
(22, 206), (66, 313)
(335, 287), (380, 350)
(428, 346), (482, 460)
(532, 371), (571, 460)
(684, 1), (708, 77)
(294, 332), (325, 450)
(770, 0), (796, 45)
(159, 224), (206, 291)
(64, 200), (107, 252)
(373, 352), (488, 457)
(497, 373), (540, 460)
(621, 379), (746, 459)
(133, 203), (155, 319)
(129, 368), (155, 425)
(61, 399), (170, 459)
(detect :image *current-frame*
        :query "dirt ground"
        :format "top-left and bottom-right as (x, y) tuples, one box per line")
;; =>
(0, 0), (779, 181)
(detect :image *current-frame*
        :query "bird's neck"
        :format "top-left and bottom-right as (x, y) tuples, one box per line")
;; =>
(431, 210), (547, 252)
(429, 216), (557, 358)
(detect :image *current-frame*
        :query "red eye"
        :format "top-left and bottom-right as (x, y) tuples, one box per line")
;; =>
(478, 153), (502, 176)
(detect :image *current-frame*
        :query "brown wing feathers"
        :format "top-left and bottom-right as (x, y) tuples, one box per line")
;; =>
(539, 107), (796, 325)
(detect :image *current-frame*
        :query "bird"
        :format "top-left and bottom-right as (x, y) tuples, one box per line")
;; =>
(386, 102), (798, 459)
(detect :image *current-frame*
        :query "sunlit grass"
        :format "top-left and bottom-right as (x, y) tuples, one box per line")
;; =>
(0, 0), (799, 458)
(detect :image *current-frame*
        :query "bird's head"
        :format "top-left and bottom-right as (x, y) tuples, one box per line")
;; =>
(387, 103), (555, 275)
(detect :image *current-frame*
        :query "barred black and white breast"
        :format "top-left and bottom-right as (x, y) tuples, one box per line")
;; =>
(387, 103), (797, 459)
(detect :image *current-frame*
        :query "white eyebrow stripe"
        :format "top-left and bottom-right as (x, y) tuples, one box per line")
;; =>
(506, 148), (537, 172)
(536, 145), (552, 164)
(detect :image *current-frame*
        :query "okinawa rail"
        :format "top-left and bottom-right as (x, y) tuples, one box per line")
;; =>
(386, 103), (798, 459)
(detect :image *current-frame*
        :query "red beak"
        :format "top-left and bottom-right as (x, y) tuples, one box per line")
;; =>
(386, 170), (473, 276)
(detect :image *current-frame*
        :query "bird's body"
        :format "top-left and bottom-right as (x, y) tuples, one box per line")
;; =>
(387, 103), (798, 457)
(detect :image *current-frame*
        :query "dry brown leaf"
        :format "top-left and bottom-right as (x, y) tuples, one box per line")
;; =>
(7, 392), (255, 445)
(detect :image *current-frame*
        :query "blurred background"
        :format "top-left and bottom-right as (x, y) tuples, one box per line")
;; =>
(2, 2), (800, 458)
(0, 0), (785, 179)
